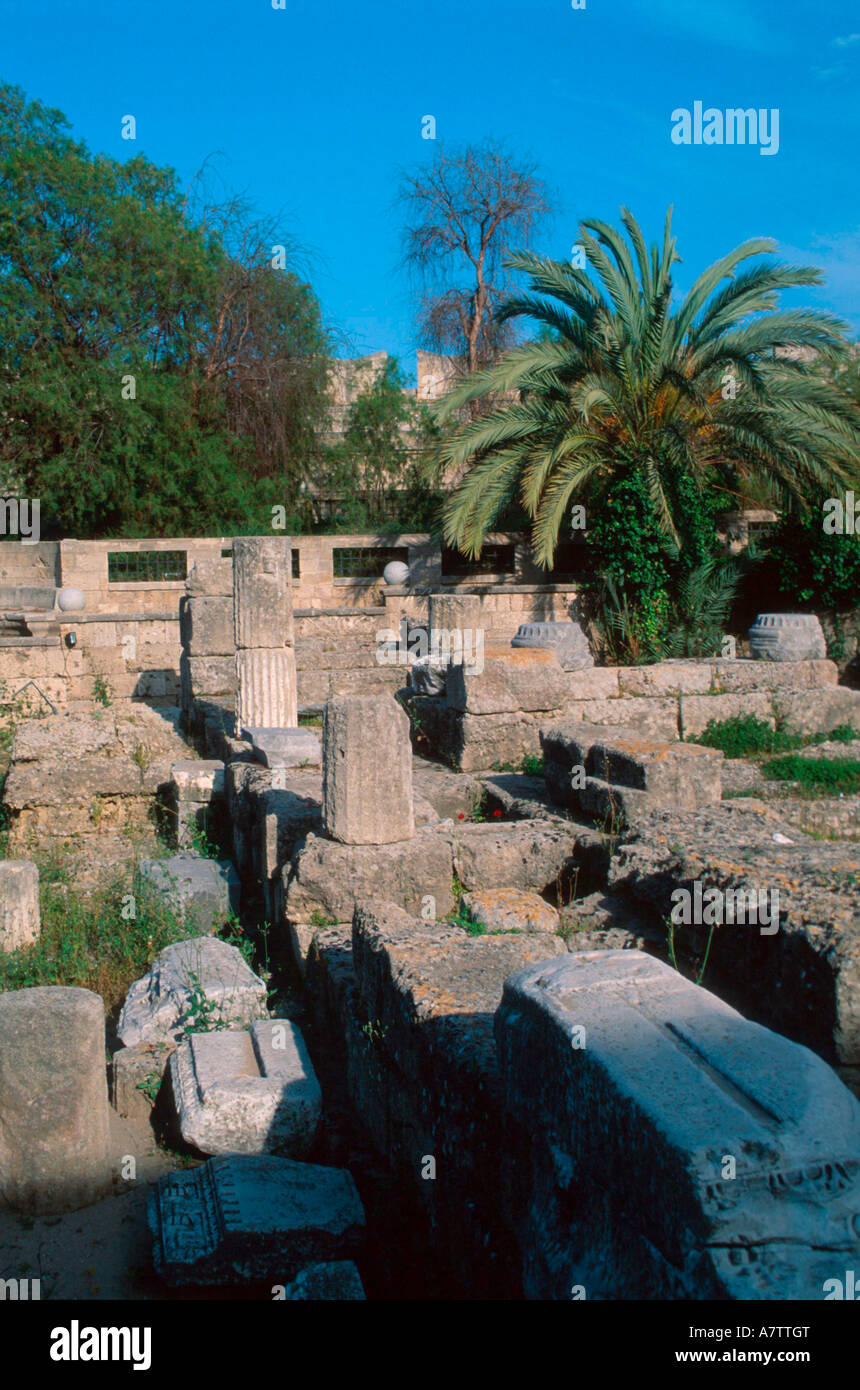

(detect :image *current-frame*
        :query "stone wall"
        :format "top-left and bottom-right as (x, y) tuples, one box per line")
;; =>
(406, 653), (858, 772)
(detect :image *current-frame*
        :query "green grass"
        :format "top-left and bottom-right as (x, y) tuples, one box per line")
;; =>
(0, 849), (202, 1018)
(693, 715), (859, 760)
(762, 756), (860, 796)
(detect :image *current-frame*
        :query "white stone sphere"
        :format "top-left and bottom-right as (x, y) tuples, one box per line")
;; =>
(383, 560), (410, 586)
(57, 587), (86, 612)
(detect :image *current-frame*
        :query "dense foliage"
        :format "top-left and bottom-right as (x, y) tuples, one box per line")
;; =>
(0, 84), (331, 537)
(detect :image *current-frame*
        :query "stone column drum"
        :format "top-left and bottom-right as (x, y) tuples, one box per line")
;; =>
(323, 694), (414, 844)
(0, 986), (112, 1214)
(0, 860), (40, 952)
(232, 537), (297, 733)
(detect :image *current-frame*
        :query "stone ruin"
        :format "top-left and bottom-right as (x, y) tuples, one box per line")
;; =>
(1, 535), (859, 1302)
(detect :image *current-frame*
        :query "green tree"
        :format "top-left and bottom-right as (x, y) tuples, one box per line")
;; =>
(437, 207), (860, 567)
(0, 83), (330, 537)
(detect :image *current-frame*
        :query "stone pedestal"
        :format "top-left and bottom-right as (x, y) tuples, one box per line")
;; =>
(0, 860), (40, 952)
(232, 537), (297, 734)
(0, 987), (111, 1214)
(322, 695), (414, 845)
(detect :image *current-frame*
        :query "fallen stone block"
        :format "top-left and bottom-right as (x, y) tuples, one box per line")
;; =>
(541, 722), (639, 806)
(244, 726), (322, 769)
(170, 760), (225, 803)
(408, 655), (448, 696)
(0, 860), (40, 952)
(447, 648), (569, 715)
(461, 888), (560, 935)
(749, 613), (827, 661)
(118, 938), (268, 1047)
(511, 620), (594, 672)
(111, 1041), (174, 1123)
(148, 1153), (365, 1286)
(139, 855), (240, 933)
(577, 776), (651, 827)
(169, 1019), (321, 1157)
(281, 1260), (366, 1300)
(0, 986), (111, 1214)
(496, 950), (860, 1299)
(323, 694), (414, 845)
(284, 827), (455, 929)
(453, 820), (578, 897)
(587, 734), (722, 809)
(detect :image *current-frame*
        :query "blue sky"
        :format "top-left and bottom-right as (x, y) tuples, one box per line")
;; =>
(2, 0), (857, 381)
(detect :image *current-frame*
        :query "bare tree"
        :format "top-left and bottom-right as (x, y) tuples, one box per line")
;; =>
(398, 141), (552, 384)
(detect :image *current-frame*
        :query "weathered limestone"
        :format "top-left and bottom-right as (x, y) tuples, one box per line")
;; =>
(118, 938), (268, 1047)
(243, 726), (321, 769)
(232, 536), (297, 734)
(4, 705), (190, 847)
(0, 860), (40, 951)
(235, 650), (298, 732)
(168, 760), (225, 848)
(749, 613), (827, 662)
(511, 620), (594, 671)
(496, 951), (860, 1299)
(447, 647), (568, 716)
(608, 803), (860, 1077)
(771, 686), (860, 737)
(409, 655), (447, 695)
(461, 888), (560, 935)
(111, 1041), (174, 1123)
(322, 694), (413, 844)
(541, 723), (722, 824)
(453, 821), (579, 897)
(148, 1154), (366, 1286)
(679, 691), (775, 739)
(428, 592), (481, 641)
(0, 987), (111, 1214)
(284, 826), (455, 948)
(169, 1019), (321, 1157)
(281, 1260), (365, 1300)
(139, 855), (241, 933)
(232, 536), (295, 650)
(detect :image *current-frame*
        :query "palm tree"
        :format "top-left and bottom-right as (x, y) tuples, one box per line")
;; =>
(436, 207), (860, 566)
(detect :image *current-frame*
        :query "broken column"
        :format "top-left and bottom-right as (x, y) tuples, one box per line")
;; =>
(0, 860), (40, 952)
(0, 986), (112, 1214)
(496, 951), (860, 1300)
(232, 536), (297, 734)
(322, 694), (414, 844)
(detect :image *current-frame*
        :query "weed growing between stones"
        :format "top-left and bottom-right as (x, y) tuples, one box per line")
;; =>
(763, 756), (860, 796)
(92, 673), (112, 707)
(492, 754), (544, 776)
(692, 714), (859, 759)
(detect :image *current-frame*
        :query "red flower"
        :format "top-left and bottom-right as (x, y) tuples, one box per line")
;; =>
(493, 809), (502, 818)
(457, 812), (465, 820)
